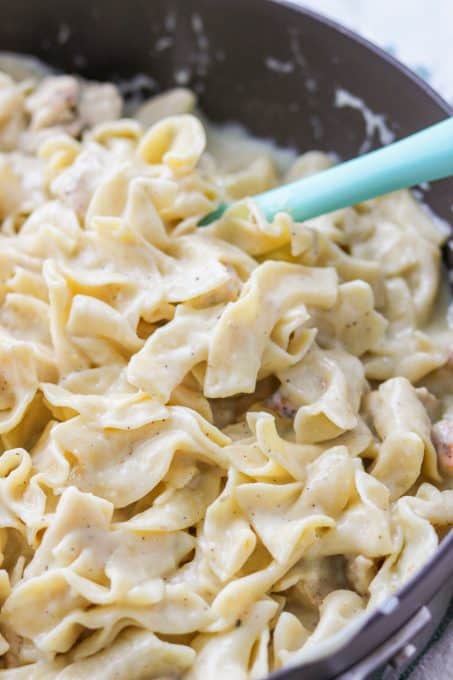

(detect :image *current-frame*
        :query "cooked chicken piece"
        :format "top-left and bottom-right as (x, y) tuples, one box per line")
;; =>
(25, 75), (79, 131)
(432, 418), (453, 476)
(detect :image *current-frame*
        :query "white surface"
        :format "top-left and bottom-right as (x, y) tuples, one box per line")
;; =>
(300, 0), (453, 104)
(297, 2), (453, 678)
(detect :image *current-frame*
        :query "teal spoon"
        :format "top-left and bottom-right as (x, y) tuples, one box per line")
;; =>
(199, 117), (453, 226)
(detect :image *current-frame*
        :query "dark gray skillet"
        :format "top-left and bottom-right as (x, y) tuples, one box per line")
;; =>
(0, 0), (451, 677)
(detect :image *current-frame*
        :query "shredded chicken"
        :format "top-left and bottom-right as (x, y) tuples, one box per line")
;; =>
(24, 76), (123, 137)
(25, 76), (79, 131)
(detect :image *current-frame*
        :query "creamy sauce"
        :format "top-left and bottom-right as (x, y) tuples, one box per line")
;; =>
(334, 87), (395, 153)
(204, 119), (297, 174)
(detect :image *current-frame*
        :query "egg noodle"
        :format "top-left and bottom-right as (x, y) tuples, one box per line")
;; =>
(0, 68), (451, 679)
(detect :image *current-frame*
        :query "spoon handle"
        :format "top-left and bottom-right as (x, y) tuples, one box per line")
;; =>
(199, 117), (453, 226)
